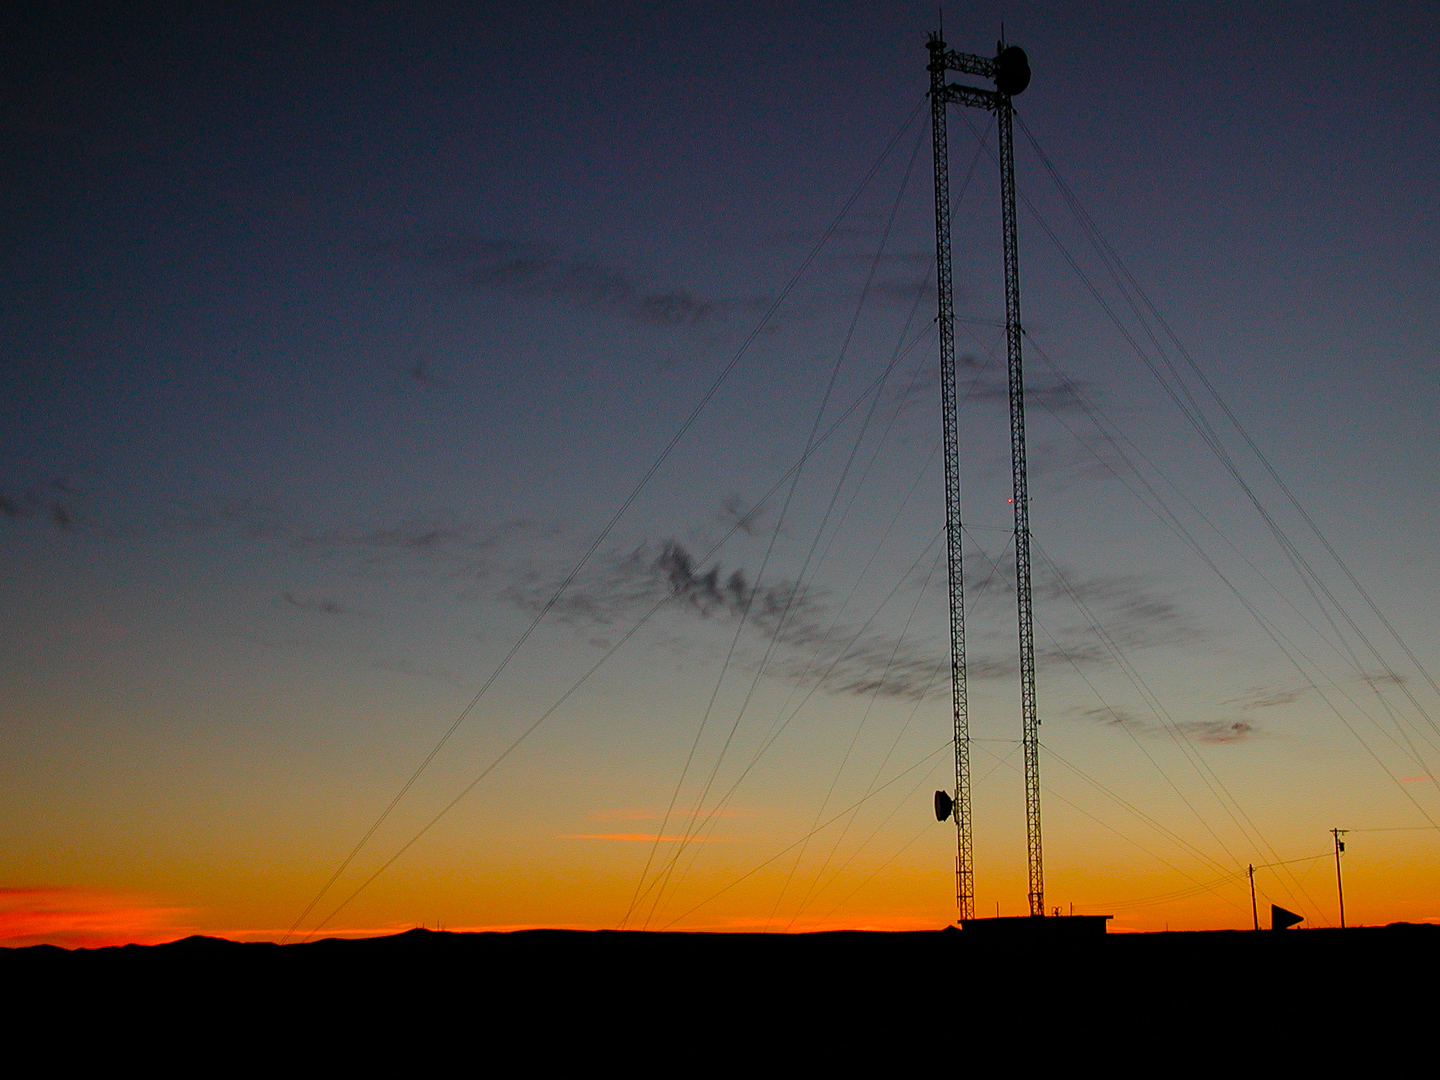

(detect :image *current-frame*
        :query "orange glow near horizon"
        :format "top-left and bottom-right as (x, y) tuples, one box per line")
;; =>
(0, 887), (195, 949)
(7, 745), (1440, 949)
(7, 863), (1438, 949)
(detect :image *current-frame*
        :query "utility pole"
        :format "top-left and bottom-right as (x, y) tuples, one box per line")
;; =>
(1332, 828), (1348, 928)
(1248, 864), (1258, 931)
(928, 32), (1042, 917)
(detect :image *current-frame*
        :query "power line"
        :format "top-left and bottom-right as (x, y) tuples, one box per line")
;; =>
(298, 352), (932, 941)
(960, 528), (1240, 880)
(800, 739), (1031, 932)
(678, 118), (1000, 930)
(950, 509), (1322, 916)
(1006, 116), (1440, 787)
(638, 337), (1010, 921)
(287, 96), (931, 940)
(978, 741), (1248, 916)
(1033, 543), (1327, 918)
(639, 117), (933, 931)
(299, 324), (948, 941)
(1021, 334), (1440, 764)
(657, 738), (955, 930)
(1020, 334), (1440, 811)
(947, 108), (1440, 844)
(1016, 113), (1440, 718)
(778, 545), (949, 930)
(634, 524), (946, 926)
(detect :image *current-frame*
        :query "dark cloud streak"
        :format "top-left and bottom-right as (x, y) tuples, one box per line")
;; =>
(0, 479), (89, 534)
(1077, 705), (1258, 744)
(387, 234), (720, 328)
(505, 536), (1200, 703)
(280, 591), (354, 616)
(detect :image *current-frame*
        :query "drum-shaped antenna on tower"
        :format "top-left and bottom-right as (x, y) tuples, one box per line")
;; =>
(994, 45), (1031, 96)
(934, 790), (955, 822)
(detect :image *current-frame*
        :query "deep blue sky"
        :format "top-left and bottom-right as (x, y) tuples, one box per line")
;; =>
(3, 1), (1439, 940)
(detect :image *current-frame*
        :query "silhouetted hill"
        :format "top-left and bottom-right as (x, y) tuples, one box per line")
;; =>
(6, 925), (1432, 1066)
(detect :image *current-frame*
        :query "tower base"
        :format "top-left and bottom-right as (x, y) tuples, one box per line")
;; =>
(959, 915), (1111, 938)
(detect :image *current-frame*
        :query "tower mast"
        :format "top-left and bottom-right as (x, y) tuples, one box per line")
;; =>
(928, 33), (1044, 918)
(927, 37), (974, 923)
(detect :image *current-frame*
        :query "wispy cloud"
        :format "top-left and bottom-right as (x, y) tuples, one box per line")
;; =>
(870, 276), (937, 304)
(1222, 685), (1308, 711)
(1182, 720), (1256, 743)
(384, 234), (722, 328)
(505, 537), (950, 700)
(0, 886), (193, 948)
(1031, 561), (1198, 656)
(559, 833), (728, 843)
(503, 534), (1197, 701)
(1026, 433), (1126, 485)
(387, 353), (448, 390)
(718, 494), (770, 537)
(589, 806), (752, 822)
(890, 356), (1094, 432)
(180, 501), (286, 540)
(280, 591), (356, 616)
(1076, 705), (1258, 744)
(293, 518), (553, 581)
(368, 658), (473, 688)
(74, 485), (1195, 704)
(0, 478), (97, 534)
(763, 225), (880, 247)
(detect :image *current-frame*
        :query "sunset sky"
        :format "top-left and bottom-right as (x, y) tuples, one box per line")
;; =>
(4, 1), (1439, 948)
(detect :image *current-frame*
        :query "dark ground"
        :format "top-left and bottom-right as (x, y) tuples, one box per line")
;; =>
(5, 924), (1431, 1066)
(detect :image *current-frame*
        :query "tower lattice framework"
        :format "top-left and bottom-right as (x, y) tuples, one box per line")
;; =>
(928, 34), (1044, 919)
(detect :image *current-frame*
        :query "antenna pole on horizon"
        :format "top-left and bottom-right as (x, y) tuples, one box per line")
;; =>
(1332, 828), (1348, 928)
(1249, 864), (1259, 930)
(928, 31), (1041, 918)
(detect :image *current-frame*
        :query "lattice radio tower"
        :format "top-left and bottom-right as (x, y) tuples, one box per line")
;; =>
(928, 32), (1044, 918)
